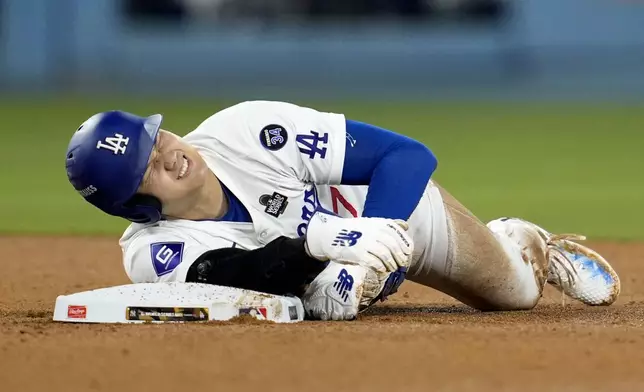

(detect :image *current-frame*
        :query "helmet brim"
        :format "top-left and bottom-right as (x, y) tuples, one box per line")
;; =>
(127, 114), (163, 203)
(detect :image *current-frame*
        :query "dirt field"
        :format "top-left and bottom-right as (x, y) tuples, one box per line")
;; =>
(1, 236), (643, 392)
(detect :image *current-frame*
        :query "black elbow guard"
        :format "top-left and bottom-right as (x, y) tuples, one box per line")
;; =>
(185, 237), (326, 297)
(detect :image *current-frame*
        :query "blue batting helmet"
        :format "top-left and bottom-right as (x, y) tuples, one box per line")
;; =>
(65, 111), (164, 224)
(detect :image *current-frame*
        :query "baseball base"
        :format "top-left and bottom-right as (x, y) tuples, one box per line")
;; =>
(53, 282), (304, 324)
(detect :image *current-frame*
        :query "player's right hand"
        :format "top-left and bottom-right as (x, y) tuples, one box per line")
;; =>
(304, 209), (414, 273)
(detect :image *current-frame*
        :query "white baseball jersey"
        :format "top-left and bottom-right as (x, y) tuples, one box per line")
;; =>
(119, 101), (449, 284)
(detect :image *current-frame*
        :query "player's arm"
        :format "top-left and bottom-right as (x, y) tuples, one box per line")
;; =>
(124, 217), (411, 297)
(185, 209), (415, 293)
(123, 230), (326, 296)
(341, 120), (438, 220)
(185, 236), (324, 297)
(236, 101), (437, 221)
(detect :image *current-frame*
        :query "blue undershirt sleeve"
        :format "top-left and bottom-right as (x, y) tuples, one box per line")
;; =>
(341, 120), (438, 220)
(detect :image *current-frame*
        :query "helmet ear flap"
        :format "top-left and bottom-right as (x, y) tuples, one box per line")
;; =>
(122, 194), (163, 224)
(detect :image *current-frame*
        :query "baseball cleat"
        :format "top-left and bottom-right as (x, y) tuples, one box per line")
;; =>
(499, 218), (621, 306)
(487, 217), (550, 292)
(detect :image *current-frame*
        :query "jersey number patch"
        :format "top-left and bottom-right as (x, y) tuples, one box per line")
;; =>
(260, 125), (288, 151)
(150, 242), (185, 277)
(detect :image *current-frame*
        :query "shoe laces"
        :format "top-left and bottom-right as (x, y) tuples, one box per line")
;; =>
(545, 233), (587, 306)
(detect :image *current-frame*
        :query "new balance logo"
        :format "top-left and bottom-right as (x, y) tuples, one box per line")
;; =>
(96, 133), (130, 155)
(331, 230), (362, 247)
(333, 269), (354, 302)
(296, 131), (328, 159)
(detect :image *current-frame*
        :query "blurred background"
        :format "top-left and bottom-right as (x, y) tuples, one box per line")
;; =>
(1, 0), (643, 239)
(3, 0), (644, 98)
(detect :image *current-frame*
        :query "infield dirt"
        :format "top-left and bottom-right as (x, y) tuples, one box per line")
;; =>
(1, 236), (643, 392)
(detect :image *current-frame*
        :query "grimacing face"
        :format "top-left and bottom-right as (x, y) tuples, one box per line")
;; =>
(137, 130), (209, 210)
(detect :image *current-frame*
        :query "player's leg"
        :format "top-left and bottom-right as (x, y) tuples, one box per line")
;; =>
(300, 182), (620, 320)
(407, 184), (549, 310)
(302, 183), (551, 319)
(407, 183), (620, 310)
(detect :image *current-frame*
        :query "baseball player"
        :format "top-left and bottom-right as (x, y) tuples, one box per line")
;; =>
(65, 101), (620, 320)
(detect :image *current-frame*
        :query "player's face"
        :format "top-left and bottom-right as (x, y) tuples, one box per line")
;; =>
(137, 130), (209, 206)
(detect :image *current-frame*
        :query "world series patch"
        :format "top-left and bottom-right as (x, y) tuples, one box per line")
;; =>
(259, 192), (288, 217)
(259, 124), (288, 151)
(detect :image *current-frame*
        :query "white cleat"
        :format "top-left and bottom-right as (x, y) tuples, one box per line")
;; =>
(497, 218), (621, 306)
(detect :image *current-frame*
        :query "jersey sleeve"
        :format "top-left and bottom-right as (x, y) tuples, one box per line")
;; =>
(120, 227), (231, 284)
(200, 101), (347, 185)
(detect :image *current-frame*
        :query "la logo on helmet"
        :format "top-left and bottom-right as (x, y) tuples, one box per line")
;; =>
(96, 133), (130, 155)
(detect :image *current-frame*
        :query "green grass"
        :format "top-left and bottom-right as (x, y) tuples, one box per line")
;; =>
(1, 96), (642, 240)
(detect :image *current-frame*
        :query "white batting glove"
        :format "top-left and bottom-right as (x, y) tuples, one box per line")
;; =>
(304, 209), (414, 273)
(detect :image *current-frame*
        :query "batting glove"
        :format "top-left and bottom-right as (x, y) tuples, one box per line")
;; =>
(304, 209), (414, 274)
